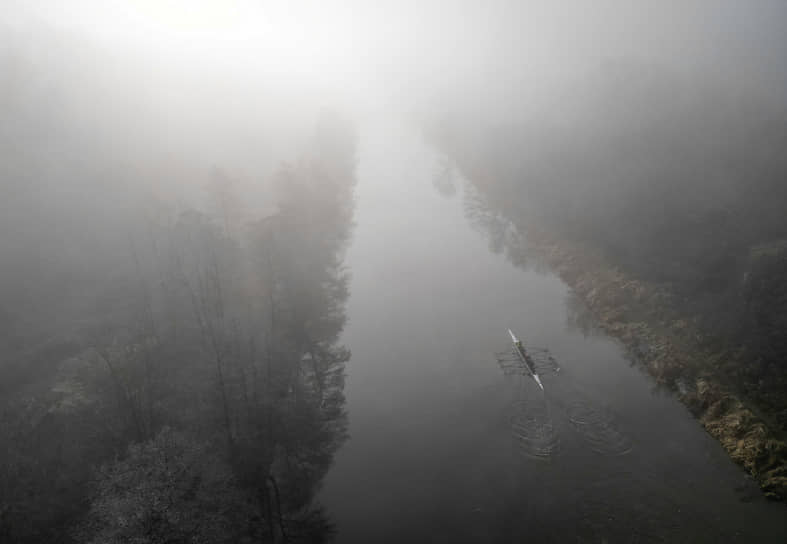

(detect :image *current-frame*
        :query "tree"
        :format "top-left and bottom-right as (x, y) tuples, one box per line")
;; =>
(77, 428), (257, 544)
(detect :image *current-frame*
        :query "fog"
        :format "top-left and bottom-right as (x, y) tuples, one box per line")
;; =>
(9, 1), (787, 114)
(5, 0), (784, 239)
(2, 1), (787, 542)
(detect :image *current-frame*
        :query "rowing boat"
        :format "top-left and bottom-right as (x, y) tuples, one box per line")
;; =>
(508, 328), (544, 390)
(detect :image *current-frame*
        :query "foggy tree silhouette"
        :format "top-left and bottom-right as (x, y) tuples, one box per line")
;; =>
(0, 114), (357, 543)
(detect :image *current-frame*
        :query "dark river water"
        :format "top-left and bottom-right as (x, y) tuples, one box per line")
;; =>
(318, 121), (786, 543)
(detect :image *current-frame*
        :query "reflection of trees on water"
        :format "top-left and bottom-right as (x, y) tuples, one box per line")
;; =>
(454, 166), (606, 335)
(462, 182), (524, 263)
(460, 177), (552, 273)
(564, 291), (602, 338)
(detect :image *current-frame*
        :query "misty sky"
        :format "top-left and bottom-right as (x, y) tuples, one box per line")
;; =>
(5, 1), (786, 117)
(2, 0), (785, 226)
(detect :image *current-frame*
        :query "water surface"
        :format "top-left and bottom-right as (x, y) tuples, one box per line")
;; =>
(320, 121), (786, 542)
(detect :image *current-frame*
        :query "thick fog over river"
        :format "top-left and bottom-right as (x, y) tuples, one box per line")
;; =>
(2, 2), (787, 542)
(318, 121), (786, 542)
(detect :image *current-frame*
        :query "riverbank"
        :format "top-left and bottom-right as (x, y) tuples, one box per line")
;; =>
(519, 224), (787, 500)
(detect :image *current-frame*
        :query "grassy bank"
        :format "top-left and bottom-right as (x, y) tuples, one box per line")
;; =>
(521, 224), (787, 500)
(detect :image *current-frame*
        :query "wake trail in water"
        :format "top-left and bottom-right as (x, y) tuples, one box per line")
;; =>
(566, 400), (633, 456)
(508, 392), (560, 461)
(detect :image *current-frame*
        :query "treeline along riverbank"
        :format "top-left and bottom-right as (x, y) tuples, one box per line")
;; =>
(0, 114), (357, 543)
(427, 63), (787, 500)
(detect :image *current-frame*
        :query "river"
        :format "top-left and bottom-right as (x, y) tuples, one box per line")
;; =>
(318, 121), (786, 542)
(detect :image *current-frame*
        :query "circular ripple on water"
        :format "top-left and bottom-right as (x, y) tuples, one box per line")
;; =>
(566, 401), (632, 456)
(509, 399), (560, 460)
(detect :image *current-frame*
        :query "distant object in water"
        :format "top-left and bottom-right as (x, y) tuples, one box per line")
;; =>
(495, 330), (632, 458)
(496, 329), (560, 390)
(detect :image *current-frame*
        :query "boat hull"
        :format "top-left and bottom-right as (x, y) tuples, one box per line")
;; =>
(508, 329), (544, 390)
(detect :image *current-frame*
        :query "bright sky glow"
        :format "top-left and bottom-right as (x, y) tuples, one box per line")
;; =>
(8, 1), (376, 95)
(6, 0), (786, 118)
